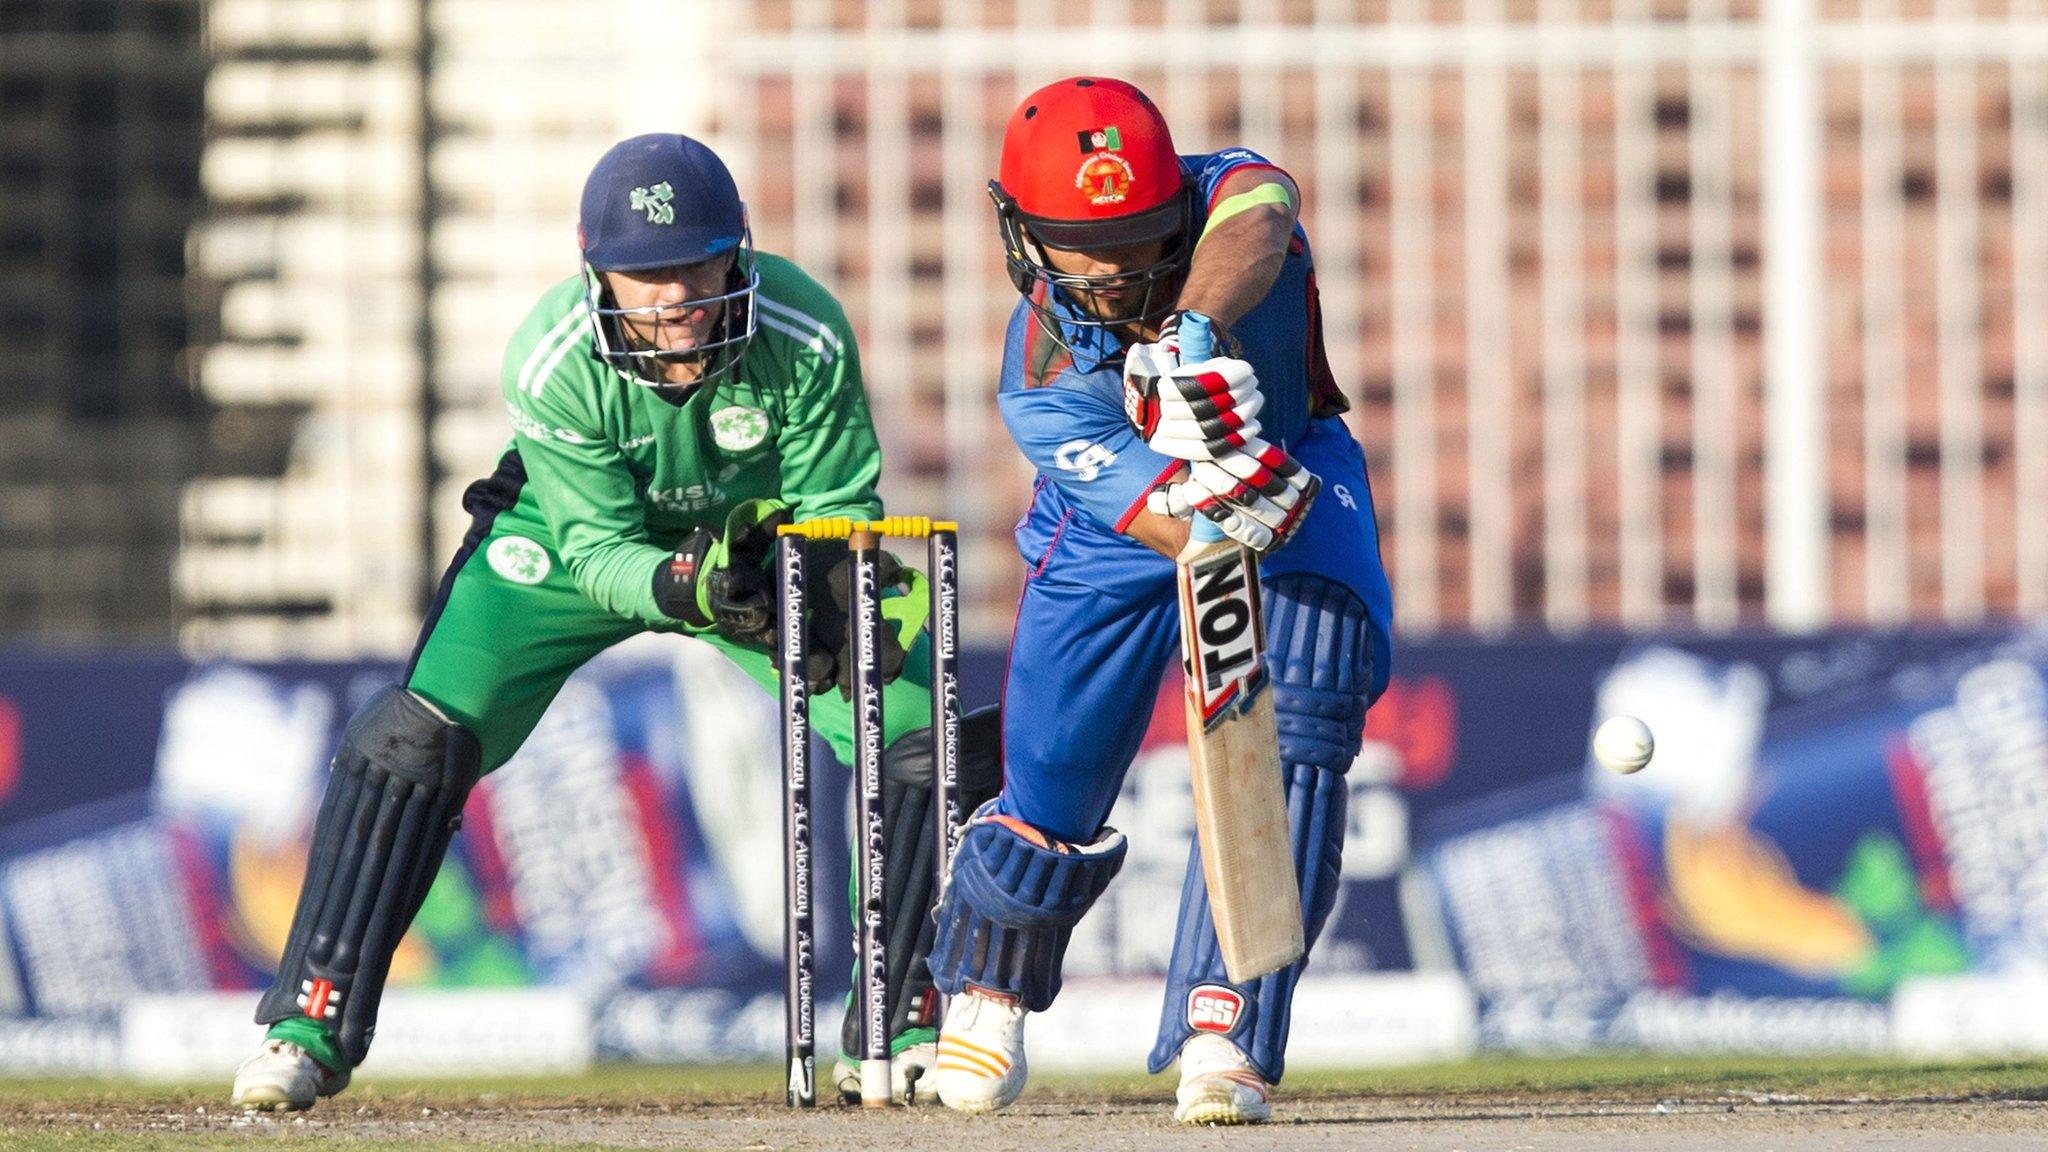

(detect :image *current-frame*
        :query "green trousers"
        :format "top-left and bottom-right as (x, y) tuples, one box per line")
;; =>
(265, 479), (936, 1076)
(404, 521), (933, 774)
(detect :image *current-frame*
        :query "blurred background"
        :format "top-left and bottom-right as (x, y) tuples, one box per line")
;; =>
(1, 0), (2046, 1081)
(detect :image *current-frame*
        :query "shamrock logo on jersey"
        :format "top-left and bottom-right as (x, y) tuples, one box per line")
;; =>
(630, 181), (675, 224)
(486, 535), (551, 585)
(711, 406), (772, 452)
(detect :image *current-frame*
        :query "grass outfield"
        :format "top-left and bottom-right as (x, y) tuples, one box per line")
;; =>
(2, 1056), (2044, 1151)
(3, 1053), (2046, 1105)
(1278, 1053), (2048, 1099)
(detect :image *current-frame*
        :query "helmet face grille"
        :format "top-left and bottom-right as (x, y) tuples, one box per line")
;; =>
(1011, 241), (1188, 352)
(584, 236), (761, 395)
(991, 177), (1193, 362)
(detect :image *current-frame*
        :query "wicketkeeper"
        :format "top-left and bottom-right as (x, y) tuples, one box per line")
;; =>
(924, 78), (1394, 1124)
(230, 134), (998, 1111)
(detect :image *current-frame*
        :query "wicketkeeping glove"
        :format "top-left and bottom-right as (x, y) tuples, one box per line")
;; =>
(652, 498), (790, 646)
(1147, 440), (1321, 553)
(704, 500), (791, 647)
(804, 543), (914, 698)
(652, 527), (720, 630)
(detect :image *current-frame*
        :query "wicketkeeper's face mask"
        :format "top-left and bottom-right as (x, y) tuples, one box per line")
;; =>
(584, 243), (758, 392)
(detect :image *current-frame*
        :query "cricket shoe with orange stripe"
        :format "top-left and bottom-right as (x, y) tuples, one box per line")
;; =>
(1172, 1034), (1272, 1125)
(935, 988), (1029, 1113)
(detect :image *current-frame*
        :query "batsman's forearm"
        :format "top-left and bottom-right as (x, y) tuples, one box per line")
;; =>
(1125, 507), (1191, 559)
(1171, 206), (1292, 331)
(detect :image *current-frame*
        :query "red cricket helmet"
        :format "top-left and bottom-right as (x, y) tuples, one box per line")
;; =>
(987, 77), (1196, 351)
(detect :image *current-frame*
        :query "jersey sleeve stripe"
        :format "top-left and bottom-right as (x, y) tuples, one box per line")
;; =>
(518, 303), (590, 396)
(753, 295), (847, 356)
(757, 312), (839, 365)
(525, 308), (592, 398)
(1204, 162), (1289, 213)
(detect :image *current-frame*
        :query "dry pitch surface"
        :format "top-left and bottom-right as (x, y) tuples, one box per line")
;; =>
(4, 1057), (2046, 1151)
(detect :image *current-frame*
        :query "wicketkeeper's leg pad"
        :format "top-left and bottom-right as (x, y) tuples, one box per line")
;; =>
(927, 802), (1126, 1012)
(1148, 575), (1377, 1084)
(254, 685), (481, 1069)
(841, 703), (1004, 1057)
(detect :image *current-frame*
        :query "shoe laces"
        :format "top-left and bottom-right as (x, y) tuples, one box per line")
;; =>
(1180, 1034), (1258, 1082)
(956, 990), (1024, 1032)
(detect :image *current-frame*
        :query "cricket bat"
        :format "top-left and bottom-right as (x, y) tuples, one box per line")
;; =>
(1176, 516), (1305, 983)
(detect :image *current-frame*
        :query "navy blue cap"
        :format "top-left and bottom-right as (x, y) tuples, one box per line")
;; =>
(578, 134), (746, 272)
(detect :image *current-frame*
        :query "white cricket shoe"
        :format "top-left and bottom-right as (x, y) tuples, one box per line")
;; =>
(935, 989), (1028, 1113)
(230, 1038), (348, 1112)
(834, 1035), (941, 1105)
(1173, 1033), (1272, 1125)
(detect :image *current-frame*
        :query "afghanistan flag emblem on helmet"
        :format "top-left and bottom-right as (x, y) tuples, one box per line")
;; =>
(1076, 125), (1123, 153)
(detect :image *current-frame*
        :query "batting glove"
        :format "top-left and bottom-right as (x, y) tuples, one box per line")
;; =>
(1147, 440), (1321, 553)
(1123, 349), (1266, 462)
(1154, 310), (1239, 362)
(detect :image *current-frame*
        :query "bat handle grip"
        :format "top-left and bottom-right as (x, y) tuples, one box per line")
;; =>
(1177, 313), (1224, 545)
(1178, 311), (1215, 361)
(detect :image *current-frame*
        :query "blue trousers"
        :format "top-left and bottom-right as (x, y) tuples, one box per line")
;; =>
(996, 417), (1392, 841)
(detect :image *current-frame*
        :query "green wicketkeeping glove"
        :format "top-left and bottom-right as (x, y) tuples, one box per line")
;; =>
(804, 542), (928, 697)
(652, 498), (790, 640)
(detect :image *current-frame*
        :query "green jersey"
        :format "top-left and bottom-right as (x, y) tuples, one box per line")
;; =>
(492, 253), (880, 628)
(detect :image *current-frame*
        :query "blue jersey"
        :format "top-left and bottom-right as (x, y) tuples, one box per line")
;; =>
(996, 147), (1350, 538)
(984, 143), (1393, 1086)
(990, 142), (1392, 844)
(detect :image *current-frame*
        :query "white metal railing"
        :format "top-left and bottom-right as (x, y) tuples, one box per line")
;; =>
(1762, 0), (1830, 632)
(2019, 0), (2048, 616)
(187, 1), (2048, 654)
(1614, 0), (1664, 628)
(710, 5), (2048, 636)
(1861, 0), (1909, 625)
(1690, 0), (1741, 631)
(1463, 0), (1515, 633)
(1387, 0), (1439, 632)
(1935, 0), (1985, 623)
(1539, 0), (1589, 633)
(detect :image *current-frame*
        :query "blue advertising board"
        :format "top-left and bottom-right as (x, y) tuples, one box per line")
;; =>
(0, 625), (2039, 1063)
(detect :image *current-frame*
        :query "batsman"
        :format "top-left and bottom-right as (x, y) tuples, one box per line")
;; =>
(925, 78), (1393, 1123)
(230, 134), (998, 1111)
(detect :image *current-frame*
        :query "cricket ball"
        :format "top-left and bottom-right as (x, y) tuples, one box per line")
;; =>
(1592, 714), (1655, 775)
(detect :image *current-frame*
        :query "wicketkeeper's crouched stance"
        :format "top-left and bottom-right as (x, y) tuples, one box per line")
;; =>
(923, 78), (1393, 1125)
(231, 134), (999, 1112)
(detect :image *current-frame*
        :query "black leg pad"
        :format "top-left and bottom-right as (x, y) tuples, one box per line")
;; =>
(254, 686), (482, 1068)
(842, 704), (1003, 1055)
